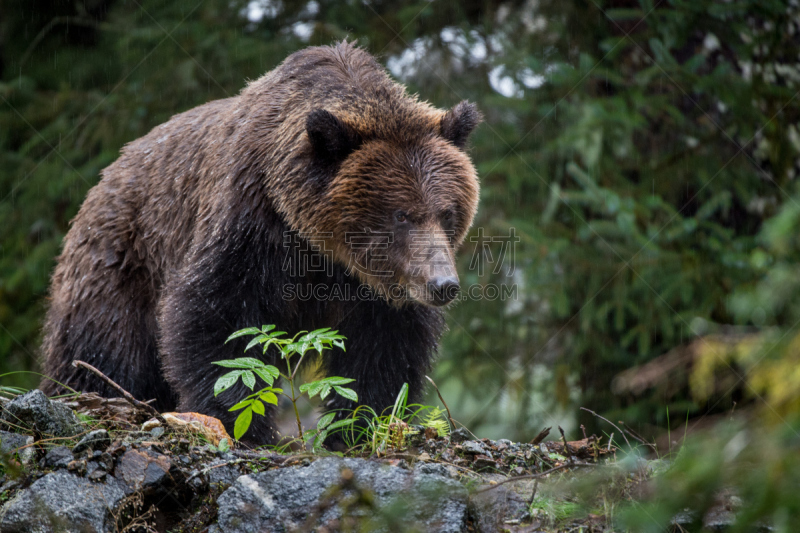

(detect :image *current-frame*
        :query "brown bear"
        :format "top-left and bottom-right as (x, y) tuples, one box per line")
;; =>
(41, 41), (480, 445)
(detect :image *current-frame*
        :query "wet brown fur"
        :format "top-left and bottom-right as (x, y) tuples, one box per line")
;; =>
(41, 42), (480, 444)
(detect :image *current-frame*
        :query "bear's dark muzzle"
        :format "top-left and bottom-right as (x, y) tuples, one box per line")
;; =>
(427, 276), (460, 306)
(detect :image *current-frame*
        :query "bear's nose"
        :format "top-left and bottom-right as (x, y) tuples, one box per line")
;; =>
(427, 276), (460, 306)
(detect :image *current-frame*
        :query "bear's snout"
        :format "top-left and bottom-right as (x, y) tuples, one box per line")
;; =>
(426, 276), (460, 306)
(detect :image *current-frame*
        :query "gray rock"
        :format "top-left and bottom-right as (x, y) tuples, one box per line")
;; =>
(205, 459), (241, 486)
(42, 446), (74, 469)
(415, 462), (458, 479)
(450, 428), (470, 443)
(0, 430), (34, 465)
(88, 468), (107, 482)
(472, 455), (497, 469)
(496, 439), (512, 451)
(72, 429), (111, 454)
(114, 448), (172, 495)
(0, 390), (81, 438)
(215, 456), (468, 532)
(461, 440), (487, 455)
(0, 470), (126, 533)
(469, 483), (530, 532)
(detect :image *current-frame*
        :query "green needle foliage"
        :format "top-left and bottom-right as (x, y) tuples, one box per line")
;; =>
(214, 325), (355, 444)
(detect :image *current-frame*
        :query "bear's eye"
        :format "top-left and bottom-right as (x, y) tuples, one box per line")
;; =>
(441, 210), (454, 221)
(395, 212), (408, 223)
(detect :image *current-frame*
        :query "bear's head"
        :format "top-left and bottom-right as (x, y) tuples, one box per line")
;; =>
(305, 100), (481, 307)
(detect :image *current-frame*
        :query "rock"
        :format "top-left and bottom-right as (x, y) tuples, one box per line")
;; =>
(469, 483), (531, 532)
(67, 459), (87, 476)
(496, 439), (512, 451)
(0, 390), (81, 438)
(205, 459), (241, 486)
(472, 455), (497, 469)
(98, 452), (115, 472)
(0, 470), (126, 533)
(415, 462), (458, 478)
(72, 429), (111, 454)
(450, 427), (470, 443)
(461, 440), (487, 456)
(410, 462), (469, 530)
(114, 448), (172, 494)
(42, 446), (73, 469)
(215, 456), (468, 532)
(141, 419), (161, 432)
(0, 430), (34, 465)
(160, 412), (232, 446)
(88, 468), (108, 482)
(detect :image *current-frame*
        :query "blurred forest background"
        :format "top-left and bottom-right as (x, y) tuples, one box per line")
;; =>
(2, 0), (800, 454)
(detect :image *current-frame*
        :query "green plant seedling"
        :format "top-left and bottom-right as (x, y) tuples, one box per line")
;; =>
(212, 325), (357, 443)
(330, 383), (453, 455)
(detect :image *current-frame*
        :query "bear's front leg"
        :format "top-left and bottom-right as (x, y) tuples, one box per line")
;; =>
(158, 223), (292, 446)
(321, 297), (445, 446)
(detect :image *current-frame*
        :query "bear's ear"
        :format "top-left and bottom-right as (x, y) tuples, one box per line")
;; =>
(441, 101), (482, 149)
(306, 109), (362, 166)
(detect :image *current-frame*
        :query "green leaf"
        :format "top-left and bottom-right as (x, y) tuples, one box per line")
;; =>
(321, 377), (355, 386)
(314, 430), (328, 450)
(212, 358), (267, 369)
(244, 336), (265, 352)
(259, 391), (278, 405)
(317, 412), (336, 430)
(319, 383), (332, 400)
(226, 328), (264, 343)
(234, 408), (253, 441)
(242, 371), (256, 390)
(252, 367), (278, 385)
(284, 342), (300, 355)
(327, 418), (356, 431)
(260, 325), (276, 332)
(213, 370), (242, 396)
(217, 438), (230, 452)
(228, 398), (253, 411)
(333, 386), (358, 402)
(299, 381), (325, 397)
(251, 399), (265, 415)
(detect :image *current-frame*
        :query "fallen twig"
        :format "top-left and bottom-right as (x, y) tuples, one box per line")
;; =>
(530, 427), (551, 445)
(580, 407), (631, 449)
(529, 479), (540, 503)
(618, 421), (658, 453)
(425, 375), (456, 431)
(16, 429), (95, 451)
(187, 459), (245, 482)
(558, 426), (573, 463)
(72, 360), (166, 425)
